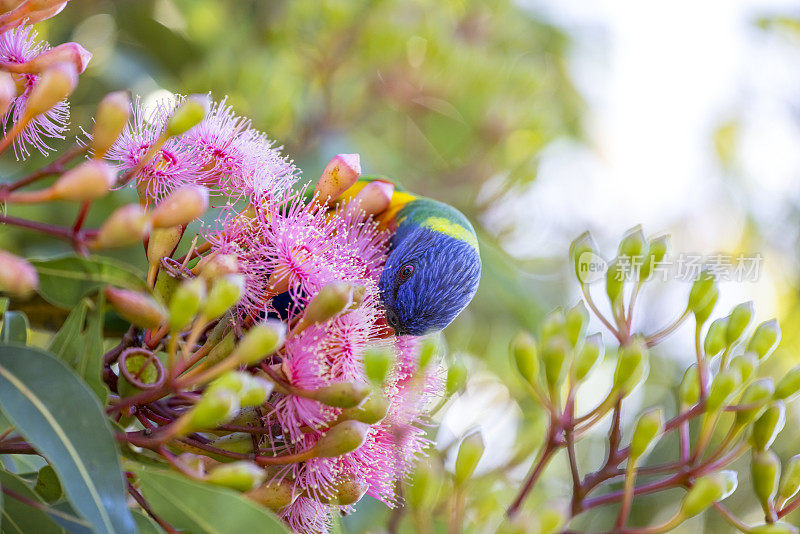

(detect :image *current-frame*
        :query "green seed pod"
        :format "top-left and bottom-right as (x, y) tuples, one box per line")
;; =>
(747, 320), (781, 361)
(454, 432), (485, 485)
(446, 361), (467, 396)
(362, 346), (394, 385)
(165, 94), (207, 137)
(613, 339), (648, 394)
(569, 231), (599, 283)
(313, 421), (370, 458)
(751, 402), (786, 451)
(605, 258), (625, 306)
(679, 365), (701, 406)
(205, 461), (265, 492)
(730, 353), (759, 384)
(232, 320), (286, 365)
(565, 301), (589, 347)
(540, 307), (566, 345)
(573, 333), (603, 383)
(735, 379), (775, 428)
(639, 234), (669, 281)
(339, 393), (389, 425)
(726, 301), (754, 345)
(704, 317), (729, 357)
(309, 382), (370, 409)
(706, 368), (740, 412)
(630, 407), (663, 461)
(749, 523), (799, 534)
(510, 331), (539, 387)
(202, 274), (244, 320)
(751, 450), (781, 513)
(778, 454), (800, 504)
(168, 277), (206, 331)
(775, 366), (800, 401)
(181, 389), (240, 434)
(680, 471), (738, 518)
(418, 337), (437, 370)
(245, 480), (297, 511)
(542, 337), (569, 388)
(618, 225), (647, 260)
(688, 271), (717, 314)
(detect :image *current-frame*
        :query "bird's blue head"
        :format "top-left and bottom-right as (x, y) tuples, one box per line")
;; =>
(379, 219), (481, 336)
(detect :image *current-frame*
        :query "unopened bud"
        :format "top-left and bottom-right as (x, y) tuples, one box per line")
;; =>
(726, 301), (754, 345)
(232, 320), (285, 365)
(778, 455), (800, 504)
(91, 91), (130, 157)
(730, 353), (759, 383)
(93, 204), (151, 248)
(679, 364), (701, 406)
(315, 154), (361, 204)
(706, 368), (740, 412)
(203, 330), (236, 368)
(630, 408), (663, 461)
(363, 346), (394, 385)
(613, 339), (648, 394)
(565, 301), (588, 347)
(510, 331), (538, 387)
(406, 460), (441, 508)
(694, 285), (719, 325)
(704, 317), (728, 357)
(747, 320), (781, 361)
(246, 480), (297, 511)
(735, 379), (775, 427)
(208, 371), (273, 407)
(542, 337), (569, 388)
(640, 234), (669, 281)
(105, 287), (166, 330)
(418, 337), (437, 370)
(605, 259), (625, 306)
(209, 433), (255, 455)
(751, 449), (781, 513)
(179, 388), (239, 433)
(151, 185), (209, 228)
(25, 62), (77, 117)
(0, 251), (38, 298)
(680, 471), (738, 518)
(454, 432), (484, 485)
(313, 421), (370, 457)
(203, 274), (244, 319)
(540, 308), (565, 344)
(308, 382), (370, 409)
(326, 476), (369, 505)
(51, 160), (115, 201)
(205, 461), (265, 492)
(197, 253), (239, 280)
(618, 225), (647, 261)
(165, 95), (207, 137)
(688, 271), (717, 315)
(775, 366), (800, 401)
(345, 180), (393, 218)
(750, 524), (800, 534)
(28, 42), (91, 74)
(573, 333), (603, 383)
(146, 226), (183, 267)
(339, 393), (389, 424)
(569, 231), (598, 283)
(445, 360), (467, 396)
(168, 278), (205, 331)
(0, 71), (16, 116)
(752, 402), (786, 451)
(304, 283), (357, 324)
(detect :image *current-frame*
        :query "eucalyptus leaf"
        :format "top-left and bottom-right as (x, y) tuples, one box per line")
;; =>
(35, 465), (63, 503)
(31, 255), (146, 309)
(132, 510), (162, 534)
(0, 469), (66, 534)
(79, 292), (107, 402)
(134, 467), (289, 534)
(0, 345), (135, 534)
(47, 301), (89, 364)
(0, 312), (28, 345)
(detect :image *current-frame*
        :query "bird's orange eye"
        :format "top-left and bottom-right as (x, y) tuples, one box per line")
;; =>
(399, 264), (414, 280)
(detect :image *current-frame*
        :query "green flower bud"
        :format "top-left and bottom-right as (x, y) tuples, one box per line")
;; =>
(205, 461), (265, 492)
(165, 94), (207, 137)
(91, 91), (130, 157)
(540, 307), (566, 344)
(418, 337), (437, 370)
(181, 389), (240, 433)
(680, 471), (738, 518)
(313, 421), (370, 458)
(735, 379), (775, 428)
(245, 480), (297, 511)
(308, 382), (370, 409)
(613, 339), (648, 394)
(542, 337), (569, 388)
(775, 366), (800, 401)
(749, 523), (799, 534)
(339, 393), (389, 425)
(706, 368), (740, 412)
(730, 353), (759, 383)
(146, 226), (183, 267)
(569, 231), (599, 283)
(51, 160), (115, 201)
(323, 476), (369, 506)
(751, 450), (781, 513)
(209, 433), (255, 455)
(630, 408), (663, 461)
(726, 301), (754, 345)
(363, 346), (394, 385)
(232, 320), (285, 365)
(747, 320), (781, 361)
(694, 285), (719, 325)
(679, 364), (702, 406)
(688, 271), (717, 314)
(446, 360), (467, 396)
(314, 154), (361, 205)
(202, 274), (244, 319)
(0, 250), (38, 298)
(93, 204), (151, 249)
(778, 455), (800, 504)
(454, 432), (484, 485)
(565, 301), (589, 347)
(303, 282), (359, 324)
(573, 333), (603, 383)
(605, 258), (625, 306)
(209, 372), (273, 408)
(203, 330), (236, 368)
(151, 185), (210, 228)
(105, 287), (166, 330)
(510, 331), (539, 387)
(618, 225), (647, 260)
(168, 277), (206, 331)
(752, 402), (786, 451)
(639, 234), (669, 281)
(25, 62), (77, 116)
(704, 317), (728, 357)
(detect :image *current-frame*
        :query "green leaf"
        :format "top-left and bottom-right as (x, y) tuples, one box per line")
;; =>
(34, 465), (63, 503)
(78, 293), (107, 402)
(47, 301), (89, 364)
(132, 510), (161, 534)
(0, 345), (136, 534)
(31, 255), (146, 309)
(0, 469), (66, 534)
(134, 467), (289, 534)
(0, 312), (28, 345)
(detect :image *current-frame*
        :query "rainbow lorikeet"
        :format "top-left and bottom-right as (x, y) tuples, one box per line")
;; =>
(334, 176), (481, 336)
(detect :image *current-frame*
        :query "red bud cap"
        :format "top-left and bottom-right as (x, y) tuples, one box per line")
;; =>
(314, 154), (361, 204)
(28, 43), (92, 74)
(151, 185), (209, 228)
(25, 62), (77, 116)
(91, 91), (130, 157)
(104, 287), (166, 330)
(93, 204), (151, 248)
(313, 421), (370, 457)
(51, 160), (116, 201)
(0, 251), (38, 298)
